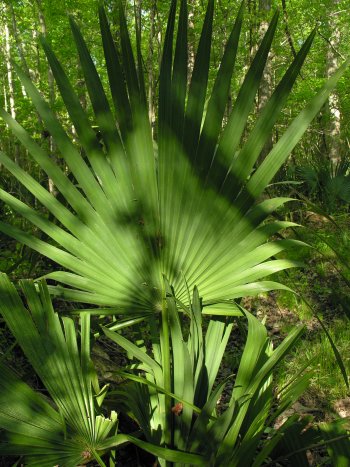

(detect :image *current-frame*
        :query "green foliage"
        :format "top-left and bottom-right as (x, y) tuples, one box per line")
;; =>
(103, 286), (314, 466)
(0, 1), (350, 465)
(273, 216), (350, 406)
(279, 318), (350, 404)
(0, 274), (117, 466)
(1, 276), (348, 466)
(295, 158), (350, 213)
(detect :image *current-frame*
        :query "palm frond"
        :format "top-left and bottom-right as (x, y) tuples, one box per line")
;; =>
(0, 274), (116, 465)
(0, 2), (348, 314)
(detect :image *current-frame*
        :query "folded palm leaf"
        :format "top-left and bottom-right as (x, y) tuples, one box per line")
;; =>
(0, 274), (116, 466)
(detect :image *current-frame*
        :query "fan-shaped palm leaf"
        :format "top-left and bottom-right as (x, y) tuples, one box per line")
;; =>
(0, 274), (116, 466)
(0, 1), (348, 314)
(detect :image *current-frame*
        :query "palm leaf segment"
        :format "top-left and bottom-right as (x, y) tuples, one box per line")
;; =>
(0, 0), (348, 313)
(0, 274), (116, 466)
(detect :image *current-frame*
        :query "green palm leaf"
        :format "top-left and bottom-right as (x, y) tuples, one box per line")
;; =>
(0, 274), (116, 465)
(0, 363), (85, 466)
(0, 1), (348, 314)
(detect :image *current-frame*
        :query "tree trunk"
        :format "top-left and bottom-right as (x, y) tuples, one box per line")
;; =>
(3, 18), (20, 163)
(281, 0), (297, 59)
(326, 0), (342, 169)
(187, 0), (196, 79)
(35, 0), (58, 196)
(7, 2), (30, 97)
(257, 0), (273, 163)
(147, 0), (156, 133)
(4, 22), (16, 122)
(257, 25), (273, 112)
(7, 3), (29, 71)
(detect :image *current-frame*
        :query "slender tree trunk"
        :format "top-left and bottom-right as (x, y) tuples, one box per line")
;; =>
(187, 0), (196, 79)
(326, 1), (342, 169)
(155, 3), (163, 70)
(35, 0), (58, 196)
(31, 13), (41, 86)
(36, 0), (55, 109)
(4, 22), (16, 122)
(257, 0), (273, 163)
(257, 2), (273, 116)
(281, 0), (296, 59)
(9, 3), (46, 126)
(7, 2), (30, 97)
(3, 19), (20, 163)
(3, 84), (8, 114)
(147, 0), (156, 132)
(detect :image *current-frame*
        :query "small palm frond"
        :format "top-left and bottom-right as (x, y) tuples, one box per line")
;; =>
(296, 165), (319, 193)
(296, 157), (350, 210)
(0, 1), (348, 313)
(326, 174), (350, 203)
(0, 273), (116, 466)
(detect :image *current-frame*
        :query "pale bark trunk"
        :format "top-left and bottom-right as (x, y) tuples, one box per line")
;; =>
(31, 20), (41, 86)
(4, 22), (16, 121)
(8, 2), (46, 126)
(3, 84), (8, 114)
(257, 0), (273, 163)
(147, 0), (156, 132)
(8, 2), (30, 96)
(257, 0), (273, 112)
(36, 0), (55, 107)
(3, 19), (20, 163)
(326, 1), (342, 168)
(155, 5), (163, 70)
(187, 1), (196, 79)
(36, 0), (58, 196)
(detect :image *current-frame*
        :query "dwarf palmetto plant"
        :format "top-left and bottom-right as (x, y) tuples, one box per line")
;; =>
(296, 157), (350, 213)
(0, 274), (117, 466)
(0, 0), (350, 464)
(101, 286), (310, 466)
(99, 286), (350, 466)
(1, 277), (349, 466)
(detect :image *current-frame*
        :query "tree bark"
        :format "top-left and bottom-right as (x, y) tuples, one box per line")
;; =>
(257, 0), (273, 163)
(147, 0), (156, 132)
(35, 0), (58, 196)
(3, 18), (20, 163)
(257, 0), (272, 111)
(7, 3), (30, 76)
(325, 1), (342, 168)
(281, 0), (297, 59)
(187, 0), (196, 79)
(4, 22), (16, 121)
